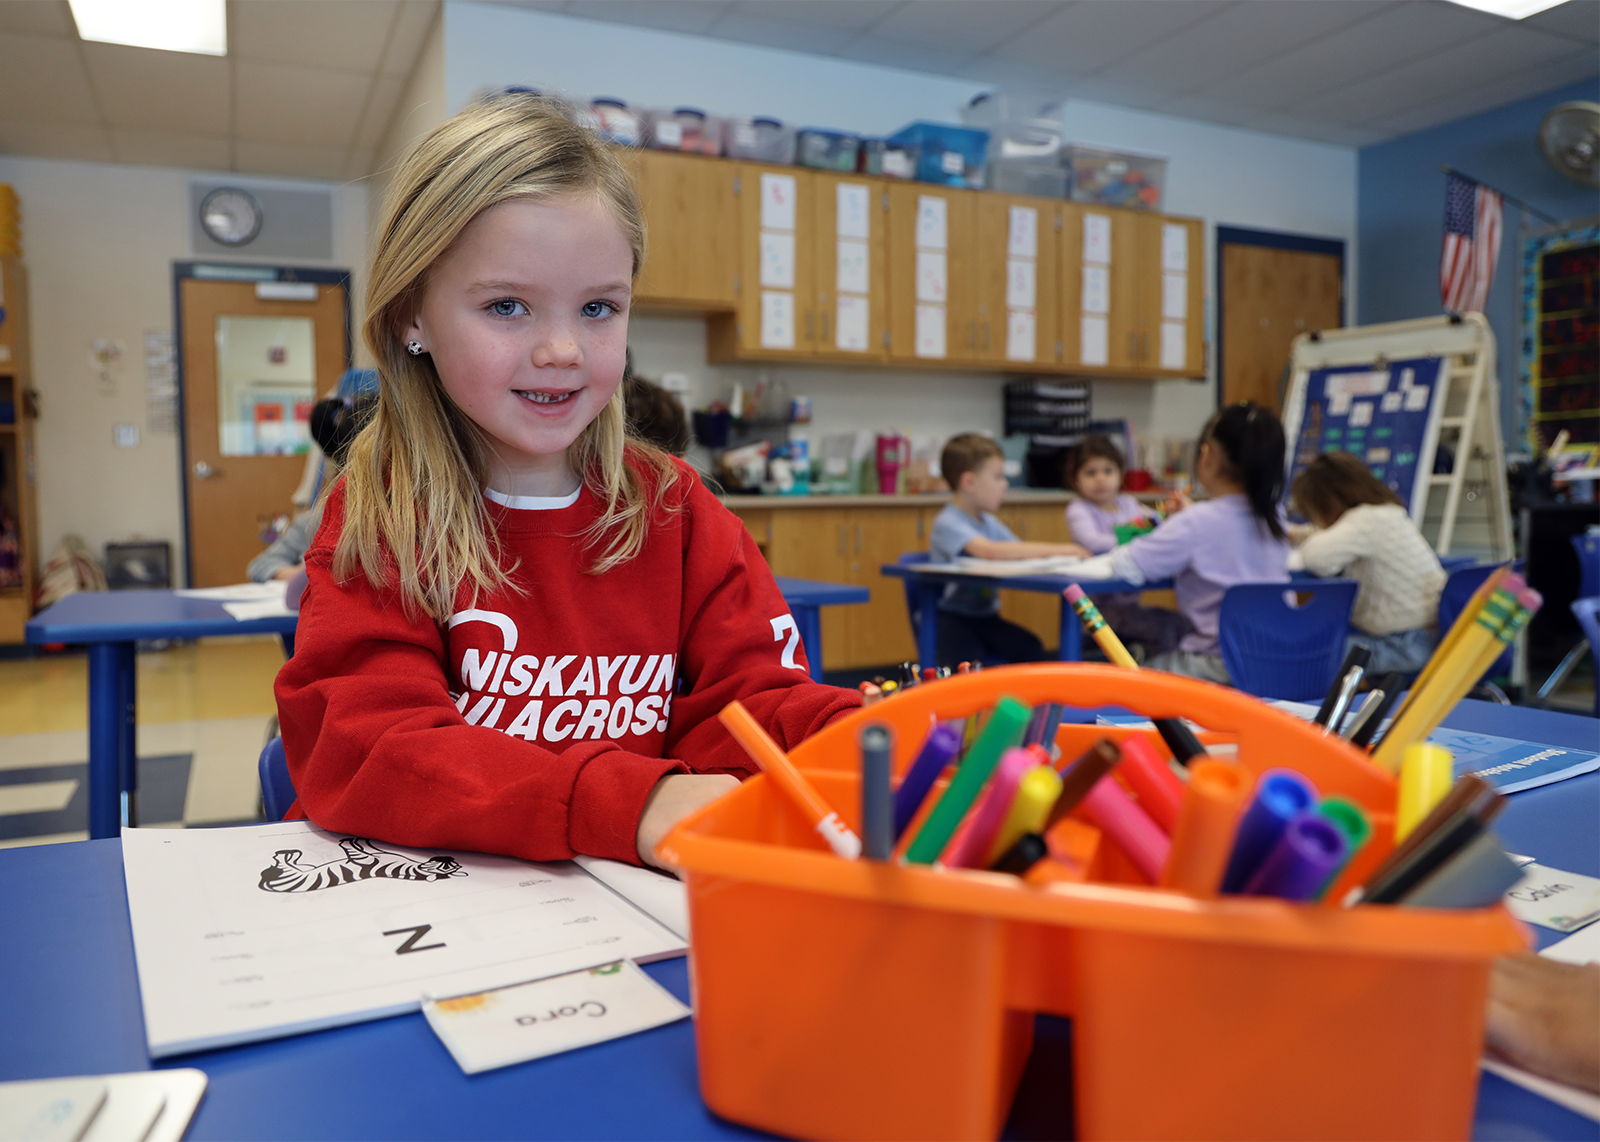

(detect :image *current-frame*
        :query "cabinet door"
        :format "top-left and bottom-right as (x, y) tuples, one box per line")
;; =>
(994, 505), (1068, 651)
(622, 150), (738, 310)
(1107, 208), (1155, 370)
(973, 195), (1058, 370)
(1068, 206), (1124, 371)
(1148, 215), (1205, 378)
(844, 507), (928, 668)
(886, 183), (976, 364)
(712, 164), (815, 360)
(809, 173), (888, 362)
(766, 509), (852, 671)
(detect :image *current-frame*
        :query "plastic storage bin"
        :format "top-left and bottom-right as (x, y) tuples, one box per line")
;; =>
(964, 94), (1067, 198)
(588, 98), (644, 146)
(888, 121), (990, 188)
(796, 129), (861, 172)
(661, 664), (1527, 1142)
(645, 107), (723, 155)
(723, 117), (795, 163)
(857, 138), (918, 180)
(1064, 144), (1166, 211)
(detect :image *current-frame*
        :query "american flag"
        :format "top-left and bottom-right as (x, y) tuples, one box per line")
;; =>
(1440, 172), (1502, 314)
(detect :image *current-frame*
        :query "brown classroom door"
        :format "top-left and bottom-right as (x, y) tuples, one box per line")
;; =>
(1218, 233), (1344, 412)
(178, 274), (349, 586)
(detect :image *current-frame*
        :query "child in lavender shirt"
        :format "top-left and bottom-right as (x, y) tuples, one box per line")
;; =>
(1064, 435), (1190, 660)
(1072, 404), (1291, 683)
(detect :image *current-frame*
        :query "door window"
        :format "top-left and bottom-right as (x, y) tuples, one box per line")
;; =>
(214, 315), (317, 456)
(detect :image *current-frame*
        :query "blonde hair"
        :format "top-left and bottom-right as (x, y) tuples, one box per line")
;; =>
(336, 92), (682, 621)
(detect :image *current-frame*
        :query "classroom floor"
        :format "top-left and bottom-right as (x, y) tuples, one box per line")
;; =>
(0, 636), (284, 848)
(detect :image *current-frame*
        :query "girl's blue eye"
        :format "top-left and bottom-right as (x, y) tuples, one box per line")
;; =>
(489, 299), (526, 317)
(582, 300), (617, 319)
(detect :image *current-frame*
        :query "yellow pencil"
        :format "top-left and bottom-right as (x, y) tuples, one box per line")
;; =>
(1390, 564), (1509, 729)
(1063, 585), (1139, 669)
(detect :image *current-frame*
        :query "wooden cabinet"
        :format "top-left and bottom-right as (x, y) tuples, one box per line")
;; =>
(708, 163), (816, 361)
(622, 150), (738, 310)
(973, 194), (1059, 369)
(0, 255), (38, 645)
(994, 503), (1071, 650)
(807, 172), (888, 363)
(885, 182), (977, 365)
(839, 507), (926, 667)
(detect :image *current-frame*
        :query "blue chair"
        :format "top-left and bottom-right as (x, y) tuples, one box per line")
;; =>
(1438, 561), (1524, 686)
(897, 551), (932, 641)
(1574, 532), (1599, 600)
(1571, 597), (1600, 719)
(258, 736), (298, 822)
(1217, 580), (1359, 701)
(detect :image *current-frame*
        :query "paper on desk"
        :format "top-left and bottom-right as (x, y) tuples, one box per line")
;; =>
(122, 822), (685, 1058)
(0, 1071), (206, 1142)
(0, 1076), (105, 1141)
(174, 583), (283, 602)
(935, 556), (1086, 577)
(222, 595), (293, 621)
(423, 959), (690, 1075)
(1544, 921), (1600, 964)
(573, 855), (689, 941)
(1503, 864), (1600, 933)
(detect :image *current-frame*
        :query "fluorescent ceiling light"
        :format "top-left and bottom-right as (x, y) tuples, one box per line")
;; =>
(69, 0), (226, 55)
(1441, 0), (1569, 18)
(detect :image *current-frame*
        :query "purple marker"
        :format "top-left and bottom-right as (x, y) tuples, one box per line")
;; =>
(893, 722), (964, 841)
(1242, 812), (1347, 901)
(1220, 769), (1316, 894)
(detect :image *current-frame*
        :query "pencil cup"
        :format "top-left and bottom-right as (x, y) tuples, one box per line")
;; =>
(661, 664), (1525, 1142)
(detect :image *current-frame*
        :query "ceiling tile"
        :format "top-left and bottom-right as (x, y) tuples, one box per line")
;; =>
(0, 31), (100, 122)
(0, 118), (113, 162)
(559, 1), (733, 36)
(720, 0), (901, 34)
(380, 0), (442, 76)
(1363, 51), (1600, 137)
(234, 138), (348, 180)
(703, 12), (860, 56)
(953, 55), (1087, 91)
(1198, 2), (1500, 108)
(1521, 0), (1600, 43)
(81, 41), (230, 133)
(235, 59), (370, 147)
(1245, 112), (1384, 147)
(1108, 1), (1398, 98)
(866, 1), (1061, 54)
(109, 127), (231, 171)
(230, 0), (396, 73)
(833, 34), (983, 76)
(989, 1), (1233, 74)
(1151, 91), (1265, 127)
(350, 73), (406, 153)
(0, 0), (74, 36)
(1062, 74), (1182, 110)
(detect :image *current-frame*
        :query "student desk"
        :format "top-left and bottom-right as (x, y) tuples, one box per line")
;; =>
(25, 581), (869, 841)
(4, 701), (1595, 1141)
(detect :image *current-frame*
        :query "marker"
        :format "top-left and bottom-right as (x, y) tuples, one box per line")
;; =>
(717, 701), (862, 860)
(1079, 776), (1171, 883)
(1355, 774), (1501, 899)
(1396, 744), (1454, 842)
(905, 697), (1031, 864)
(984, 758), (1063, 867)
(1347, 673), (1404, 750)
(1312, 796), (1370, 899)
(1220, 769), (1317, 894)
(1315, 645), (1370, 727)
(945, 747), (1036, 868)
(1046, 739), (1122, 828)
(992, 832), (1049, 876)
(923, 667), (938, 683)
(1362, 810), (1486, 904)
(859, 724), (894, 861)
(1242, 811), (1347, 901)
(1398, 831), (1526, 909)
(1116, 734), (1185, 834)
(1159, 759), (1249, 897)
(892, 722), (963, 841)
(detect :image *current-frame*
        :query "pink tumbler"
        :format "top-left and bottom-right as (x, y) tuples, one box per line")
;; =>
(876, 434), (908, 495)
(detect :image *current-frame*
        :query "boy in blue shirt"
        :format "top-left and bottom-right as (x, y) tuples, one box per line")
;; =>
(929, 434), (1090, 667)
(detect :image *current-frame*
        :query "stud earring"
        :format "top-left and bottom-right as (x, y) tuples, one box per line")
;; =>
(406, 341), (424, 356)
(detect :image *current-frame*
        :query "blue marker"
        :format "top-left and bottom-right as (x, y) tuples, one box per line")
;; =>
(1242, 811), (1347, 900)
(1220, 769), (1317, 894)
(892, 722), (963, 841)
(860, 724), (894, 861)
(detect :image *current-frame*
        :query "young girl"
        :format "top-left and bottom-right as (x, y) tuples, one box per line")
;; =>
(1072, 403), (1291, 683)
(1290, 452), (1446, 674)
(274, 94), (858, 870)
(1064, 435), (1190, 659)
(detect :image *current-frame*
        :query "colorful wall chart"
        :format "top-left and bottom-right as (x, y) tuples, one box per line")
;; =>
(1520, 223), (1599, 450)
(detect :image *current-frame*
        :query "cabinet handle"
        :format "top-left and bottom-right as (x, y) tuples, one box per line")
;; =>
(968, 321), (976, 349)
(982, 322), (990, 351)
(821, 309), (831, 344)
(806, 311), (814, 342)
(1128, 332), (1137, 360)
(837, 524), (846, 555)
(853, 523), (862, 554)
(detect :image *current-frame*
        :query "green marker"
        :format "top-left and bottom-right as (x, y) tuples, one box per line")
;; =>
(1312, 796), (1371, 900)
(904, 696), (1031, 865)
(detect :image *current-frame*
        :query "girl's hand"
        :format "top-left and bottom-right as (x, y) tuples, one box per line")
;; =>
(1287, 522), (1315, 546)
(1065, 543), (1091, 560)
(1486, 954), (1600, 1094)
(635, 773), (740, 870)
(273, 564), (304, 581)
(1163, 491), (1192, 515)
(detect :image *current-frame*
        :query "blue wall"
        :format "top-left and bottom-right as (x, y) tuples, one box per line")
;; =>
(1358, 77), (1599, 446)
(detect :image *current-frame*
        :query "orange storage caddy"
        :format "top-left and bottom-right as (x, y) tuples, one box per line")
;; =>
(659, 664), (1529, 1142)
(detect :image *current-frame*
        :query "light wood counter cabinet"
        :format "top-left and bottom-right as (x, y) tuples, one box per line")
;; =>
(622, 149), (1205, 380)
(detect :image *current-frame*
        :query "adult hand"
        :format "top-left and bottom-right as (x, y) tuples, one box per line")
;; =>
(1486, 953), (1600, 1094)
(635, 773), (740, 870)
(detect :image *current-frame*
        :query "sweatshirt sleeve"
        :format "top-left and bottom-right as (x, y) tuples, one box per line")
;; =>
(1124, 507), (1200, 582)
(1066, 500), (1116, 554)
(1297, 509), (1368, 577)
(275, 489), (688, 866)
(661, 480), (862, 773)
(247, 506), (321, 583)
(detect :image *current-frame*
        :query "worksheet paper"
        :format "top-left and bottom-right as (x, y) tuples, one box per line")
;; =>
(914, 304), (946, 358)
(1006, 309), (1036, 362)
(760, 291), (795, 350)
(758, 230), (795, 289)
(833, 295), (871, 352)
(915, 196), (947, 250)
(1007, 206), (1037, 259)
(759, 173), (796, 232)
(1082, 213), (1111, 265)
(1007, 259), (1036, 310)
(836, 239), (869, 295)
(122, 823), (685, 1058)
(1080, 315), (1109, 366)
(835, 182), (869, 240)
(1161, 223), (1188, 273)
(1081, 265), (1110, 315)
(1160, 321), (1186, 370)
(915, 250), (947, 303)
(1162, 272), (1187, 320)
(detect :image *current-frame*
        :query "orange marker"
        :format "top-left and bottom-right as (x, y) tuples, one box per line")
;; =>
(718, 701), (862, 859)
(1159, 760), (1249, 897)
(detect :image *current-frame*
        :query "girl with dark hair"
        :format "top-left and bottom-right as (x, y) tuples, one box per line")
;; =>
(1072, 402), (1291, 683)
(1290, 452), (1445, 674)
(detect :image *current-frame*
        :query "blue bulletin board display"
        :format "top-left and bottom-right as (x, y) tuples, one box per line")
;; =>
(1286, 356), (1445, 518)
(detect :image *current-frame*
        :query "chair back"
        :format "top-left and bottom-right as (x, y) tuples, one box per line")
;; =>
(1217, 580), (1359, 700)
(1571, 597), (1600, 719)
(1573, 533), (1600, 601)
(898, 551), (933, 640)
(258, 736), (299, 822)
(1438, 562), (1523, 684)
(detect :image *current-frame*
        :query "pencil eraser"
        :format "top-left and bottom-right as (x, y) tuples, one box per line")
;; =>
(1063, 584), (1085, 604)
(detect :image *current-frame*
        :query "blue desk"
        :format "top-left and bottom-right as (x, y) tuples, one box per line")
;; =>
(771, 576), (870, 683)
(24, 581), (869, 840)
(3, 700), (1594, 1141)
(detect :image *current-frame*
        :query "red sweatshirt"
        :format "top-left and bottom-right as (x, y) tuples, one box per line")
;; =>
(275, 455), (860, 864)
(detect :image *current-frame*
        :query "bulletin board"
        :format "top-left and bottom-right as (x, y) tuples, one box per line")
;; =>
(1519, 221), (1599, 450)
(1285, 356), (1445, 517)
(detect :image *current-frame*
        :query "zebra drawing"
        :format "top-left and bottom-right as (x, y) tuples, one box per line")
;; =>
(257, 837), (466, 893)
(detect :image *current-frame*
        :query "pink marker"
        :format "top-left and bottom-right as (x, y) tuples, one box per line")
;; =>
(944, 747), (1035, 868)
(1117, 734), (1185, 834)
(1079, 776), (1172, 883)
